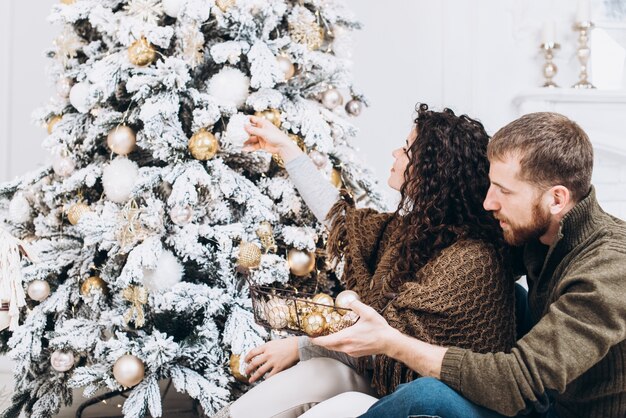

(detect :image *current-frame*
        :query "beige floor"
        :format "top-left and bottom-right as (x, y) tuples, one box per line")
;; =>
(0, 356), (202, 417)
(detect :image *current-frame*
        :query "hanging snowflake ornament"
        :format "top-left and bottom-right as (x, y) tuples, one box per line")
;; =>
(178, 24), (205, 68)
(53, 27), (85, 64)
(124, 0), (164, 26)
(288, 6), (325, 50)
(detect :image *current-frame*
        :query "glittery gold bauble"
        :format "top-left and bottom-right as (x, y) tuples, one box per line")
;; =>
(256, 221), (277, 253)
(216, 0), (235, 12)
(289, 21), (324, 50)
(327, 310), (344, 333)
(335, 290), (360, 315)
(229, 353), (249, 383)
(254, 108), (281, 128)
(312, 293), (334, 314)
(273, 134), (306, 168)
(188, 129), (219, 160)
(237, 242), (262, 269)
(276, 55), (295, 81)
(47, 115), (62, 135)
(330, 168), (342, 188)
(80, 276), (108, 297)
(113, 354), (145, 387)
(287, 249), (316, 276)
(341, 311), (359, 329)
(302, 312), (327, 337)
(128, 37), (156, 67)
(67, 202), (90, 225)
(265, 297), (289, 329)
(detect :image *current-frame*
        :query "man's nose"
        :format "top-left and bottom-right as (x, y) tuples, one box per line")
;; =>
(483, 186), (499, 211)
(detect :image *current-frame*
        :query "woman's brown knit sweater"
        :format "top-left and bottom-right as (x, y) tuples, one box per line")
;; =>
(326, 198), (516, 396)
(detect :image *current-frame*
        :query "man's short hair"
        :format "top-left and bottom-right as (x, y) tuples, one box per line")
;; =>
(488, 112), (593, 202)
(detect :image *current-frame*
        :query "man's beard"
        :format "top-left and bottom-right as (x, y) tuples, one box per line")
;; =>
(498, 201), (551, 246)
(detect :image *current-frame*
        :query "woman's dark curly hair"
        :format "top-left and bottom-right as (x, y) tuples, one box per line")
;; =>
(390, 104), (504, 285)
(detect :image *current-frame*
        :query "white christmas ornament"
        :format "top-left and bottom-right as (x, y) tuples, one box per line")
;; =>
(224, 114), (250, 147)
(169, 205), (193, 225)
(50, 350), (75, 372)
(102, 157), (139, 203)
(208, 67), (250, 109)
(27, 280), (50, 302)
(142, 250), (183, 291)
(69, 82), (92, 113)
(162, 0), (183, 17)
(52, 155), (75, 177)
(9, 193), (31, 223)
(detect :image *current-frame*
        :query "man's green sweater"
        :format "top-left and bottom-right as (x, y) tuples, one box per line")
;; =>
(440, 188), (626, 417)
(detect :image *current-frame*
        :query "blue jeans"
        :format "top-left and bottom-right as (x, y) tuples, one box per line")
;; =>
(358, 377), (509, 418)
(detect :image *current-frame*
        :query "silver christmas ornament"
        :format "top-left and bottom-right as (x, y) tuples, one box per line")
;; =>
(321, 88), (343, 110)
(27, 280), (51, 302)
(345, 99), (363, 116)
(107, 126), (137, 155)
(169, 205), (193, 225)
(52, 155), (75, 177)
(51, 350), (75, 372)
(309, 150), (328, 168)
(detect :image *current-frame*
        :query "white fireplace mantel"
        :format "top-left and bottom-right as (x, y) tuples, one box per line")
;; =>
(513, 89), (626, 157)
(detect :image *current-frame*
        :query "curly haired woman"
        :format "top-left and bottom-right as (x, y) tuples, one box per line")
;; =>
(214, 105), (516, 418)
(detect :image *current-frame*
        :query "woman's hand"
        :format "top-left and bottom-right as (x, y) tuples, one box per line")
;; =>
(244, 336), (300, 383)
(243, 116), (303, 163)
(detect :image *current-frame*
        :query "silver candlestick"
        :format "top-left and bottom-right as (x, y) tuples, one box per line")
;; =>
(572, 21), (595, 89)
(541, 42), (560, 88)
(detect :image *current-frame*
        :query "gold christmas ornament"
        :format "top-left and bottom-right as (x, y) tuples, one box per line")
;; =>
(302, 312), (327, 337)
(312, 293), (334, 315)
(327, 310), (345, 333)
(128, 37), (157, 67)
(188, 129), (219, 160)
(256, 221), (277, 253)
(265, 297), (290, 329)
(273, 134), (306, 168)
(335, 290), (360, 315)
(113, 354), (145, 387)
(47, 115), (62, 135)
(229, 353), (249, 383)
(107, 125), (137, 155)
(237, 242), (262, 269)
(80, 276), (108, 297)
(341, 311), (359, 329)
(216, 0), (235, 12)
(276, 55), (296, 81)
(67, 202), (90, 225)
(122, 286), (148, 327)
(289, 20), (324, 50)
(27, 280), (51, 302)
(50, 350), (75, 372)
(330, 168), (342, 188)
(287, 249), (316, 276)
(254, 108), (281, 128)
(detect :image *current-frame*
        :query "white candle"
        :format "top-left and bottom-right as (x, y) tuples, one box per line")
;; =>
(542, 21), (556, 45)
(576, 0), (591, 23)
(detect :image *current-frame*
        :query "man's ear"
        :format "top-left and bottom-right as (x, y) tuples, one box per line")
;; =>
(547, 185), (572, 215)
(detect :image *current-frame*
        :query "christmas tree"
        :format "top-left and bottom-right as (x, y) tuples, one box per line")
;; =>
(0, 0), (384, 416)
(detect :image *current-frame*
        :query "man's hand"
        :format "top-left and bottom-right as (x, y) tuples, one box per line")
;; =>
(244, 336), (299, 383)
(312, 300), (448, 378)
(311, 300), (400, 357)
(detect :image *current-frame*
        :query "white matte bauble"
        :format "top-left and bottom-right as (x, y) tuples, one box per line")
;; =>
(69, 82), (92, 113)
(52, 155), (76, 177)
(308, 150), (328, 168)
(321, 88), (343, 110)
(207, 67), (250, 109)
(162, 0), (183, 17)
(113, 354), (145, 387)
(142, 250), (183, 291)
(169, 205), (193, 225)
(56, 77), (73, 98)
(9, 193), (31, 223)
(102, 157), (139, 203)
(50, 350), (75, 372)
(224, 114), (250, 147)
(27, 280), (51, 302)
(106, 126), (136, 155)
(276, 55), (295, 81)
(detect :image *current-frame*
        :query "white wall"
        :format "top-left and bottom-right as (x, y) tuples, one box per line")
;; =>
(1, 0), (625, 214)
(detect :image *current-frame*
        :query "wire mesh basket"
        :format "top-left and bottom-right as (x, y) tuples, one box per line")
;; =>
(248, 283), (359, 337)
